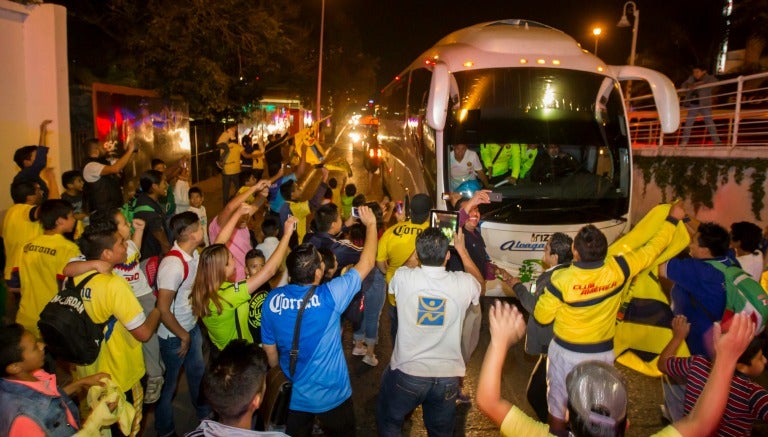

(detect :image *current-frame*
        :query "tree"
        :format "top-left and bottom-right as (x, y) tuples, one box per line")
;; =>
(62, 0), (315, 119)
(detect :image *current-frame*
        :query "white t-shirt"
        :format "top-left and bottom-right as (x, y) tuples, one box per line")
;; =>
(156, 242), (199, 338)
(82, 161), (105, 183)
(389, 265), (480, 377)
(449, 149), (483, 190)
(116, 240), (153, 297)
(256, 236), (280, 262)
(173, 179), (190, 213)
(188, 205), (209, 246)
(738, 251), (764, 280)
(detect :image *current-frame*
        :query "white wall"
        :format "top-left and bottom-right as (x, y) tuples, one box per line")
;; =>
(632, 147), (768, 230)
(0, 1), (70, 216)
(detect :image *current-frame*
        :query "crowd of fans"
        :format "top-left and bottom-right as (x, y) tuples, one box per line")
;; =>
(2, 122), (768, 437)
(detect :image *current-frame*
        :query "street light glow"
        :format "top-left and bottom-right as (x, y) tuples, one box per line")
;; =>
(617, 1), (640, 101)
(592, 27), (602, 56)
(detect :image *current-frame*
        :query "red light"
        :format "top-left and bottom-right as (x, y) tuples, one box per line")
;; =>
(395, 76), (400, 81)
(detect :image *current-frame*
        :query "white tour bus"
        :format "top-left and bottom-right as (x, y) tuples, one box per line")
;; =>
(375, 19), (680, 277)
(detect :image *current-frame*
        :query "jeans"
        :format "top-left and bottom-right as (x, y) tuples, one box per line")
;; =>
(286, 397), (356, 437)
(376, 366), (459, 437)
(221, 172), (240, 206)
(137, 293), (164, 378)
(681, 105), (721, 145)
(155, 325), (210, 437)
(353, 269), (386, 344)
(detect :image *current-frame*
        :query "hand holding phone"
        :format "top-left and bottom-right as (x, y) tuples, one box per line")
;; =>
(351, 207), (360, 218)
(395, 201), (404, 215)
(488, 192), (503, 202)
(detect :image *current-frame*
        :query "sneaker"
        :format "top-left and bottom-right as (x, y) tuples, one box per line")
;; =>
(352, 345), (367, 356)
(144, 376), (164, 404)
(456, 391), (472, 404)
(362, 354), (379, 367)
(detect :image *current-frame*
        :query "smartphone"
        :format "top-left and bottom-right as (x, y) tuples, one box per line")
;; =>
(395, 200), (404, 215)
(488, 192), (503, 202)
(288, 214), (297, 230)
(429, 210), (460, 246)
(351, 207), (360, 218)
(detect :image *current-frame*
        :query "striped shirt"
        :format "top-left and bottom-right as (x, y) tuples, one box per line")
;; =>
(665, 355), (768, 436)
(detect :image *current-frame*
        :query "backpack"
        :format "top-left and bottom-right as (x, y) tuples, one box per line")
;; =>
(706, 260), (768, 333)
(37, 272), (113, 365)
(120, 197), (155, 233)
(148, 249), (189, 295)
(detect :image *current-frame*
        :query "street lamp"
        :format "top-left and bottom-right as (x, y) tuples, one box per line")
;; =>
(592, 27), (602, 56)
(617, 1), (639, 100)
(316, 0), (325, 125)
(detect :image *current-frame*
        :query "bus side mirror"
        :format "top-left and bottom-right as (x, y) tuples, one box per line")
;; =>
(611, 65), (680, 133)
(426, 63), (450, 131)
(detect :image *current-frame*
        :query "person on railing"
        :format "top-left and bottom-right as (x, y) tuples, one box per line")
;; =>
(681, 65), (722, 146)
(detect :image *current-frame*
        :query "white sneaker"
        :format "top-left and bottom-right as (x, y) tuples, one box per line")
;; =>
(144, 376), (164, 404)
(362, 354), (379, 367)
(352, 345), (367, 356)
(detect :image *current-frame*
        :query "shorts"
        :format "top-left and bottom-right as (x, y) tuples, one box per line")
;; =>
(546, 339), (614, 420)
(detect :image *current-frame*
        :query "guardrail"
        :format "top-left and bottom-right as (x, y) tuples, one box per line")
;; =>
(627, 71), (768, 147)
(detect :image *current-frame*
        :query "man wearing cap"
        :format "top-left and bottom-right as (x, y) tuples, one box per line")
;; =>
(376, 193), (432, 341)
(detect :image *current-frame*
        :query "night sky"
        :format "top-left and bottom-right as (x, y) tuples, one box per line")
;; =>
(342, 0), (727, 87)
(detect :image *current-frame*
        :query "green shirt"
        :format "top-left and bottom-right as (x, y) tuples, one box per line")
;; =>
(203, 281), (253, 350)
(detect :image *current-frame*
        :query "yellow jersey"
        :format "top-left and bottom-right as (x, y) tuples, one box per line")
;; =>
(2, 204), (42, 280)
(16, 233), (80, 337)
(534, 218), (677, 349)
(377, 220), (429, 305)
(223, 142), (244, 175)
(74, 271), (146, 392)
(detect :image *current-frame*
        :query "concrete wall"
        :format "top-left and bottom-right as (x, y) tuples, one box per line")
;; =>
(0, 1), (70, 215)
(632, 146), (768, 230)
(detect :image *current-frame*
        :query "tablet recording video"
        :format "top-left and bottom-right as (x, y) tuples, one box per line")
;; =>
(429, 210), (460, 246)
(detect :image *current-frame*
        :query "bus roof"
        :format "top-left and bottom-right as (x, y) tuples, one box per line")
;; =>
(384, 19), (609, 93)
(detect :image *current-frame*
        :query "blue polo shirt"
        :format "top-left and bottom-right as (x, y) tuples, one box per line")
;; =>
(261, 269), (361, 413)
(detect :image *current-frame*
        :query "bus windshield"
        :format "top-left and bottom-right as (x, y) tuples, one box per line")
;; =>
(444, 67), (631, 225)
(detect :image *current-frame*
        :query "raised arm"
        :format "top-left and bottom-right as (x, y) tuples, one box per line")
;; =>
(657, 315), (691, 374)
(245, 216), (297, 294)
(351, 206), (379, 278)
(214, 203), (257, 245)
(100, 142), (135, 175)
(477, 300), (527, 425)
(218, 180), (267, 225)
(38, 120), (52, 147)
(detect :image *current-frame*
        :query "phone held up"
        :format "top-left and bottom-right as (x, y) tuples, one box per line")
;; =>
(429, 209), (460, 246)
(351, 207), (360, 218)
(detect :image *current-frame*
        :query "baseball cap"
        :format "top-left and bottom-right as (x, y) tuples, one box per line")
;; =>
(409, 194), (432, 224)
(566, 361), (627, 437)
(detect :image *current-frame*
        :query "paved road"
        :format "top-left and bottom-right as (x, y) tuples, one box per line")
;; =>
(141, 131), (768, 436)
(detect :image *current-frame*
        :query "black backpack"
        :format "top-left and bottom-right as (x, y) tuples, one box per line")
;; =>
(38, 272), (112, 365)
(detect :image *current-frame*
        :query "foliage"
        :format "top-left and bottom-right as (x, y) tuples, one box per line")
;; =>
(634, 156), (768, 220)
(60, 0), (376, 120)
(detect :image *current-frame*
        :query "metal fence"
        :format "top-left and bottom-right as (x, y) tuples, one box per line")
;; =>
(627, 71), (768, 147)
